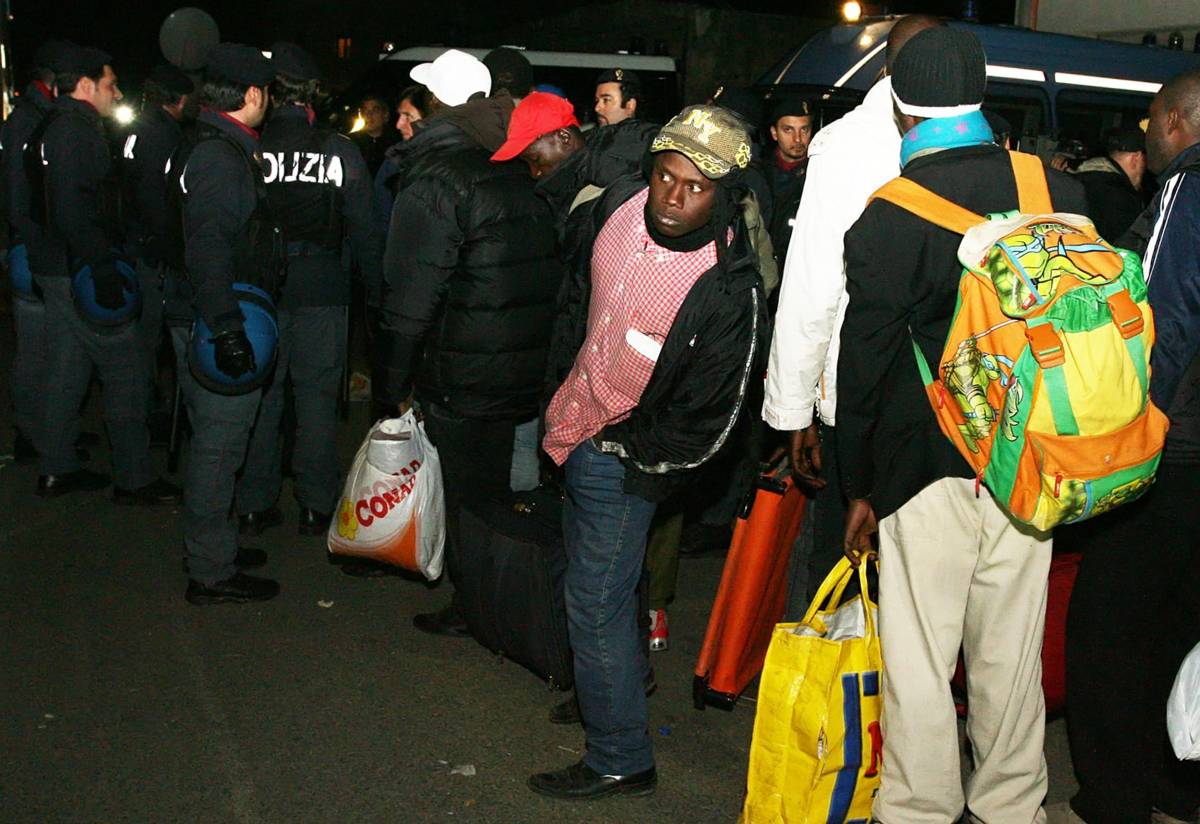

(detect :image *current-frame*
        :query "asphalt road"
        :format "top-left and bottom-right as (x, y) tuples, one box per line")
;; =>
(0, 300), (1078, 823)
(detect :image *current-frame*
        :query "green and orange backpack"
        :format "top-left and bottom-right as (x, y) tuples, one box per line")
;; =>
(871, 151), (1168, 531)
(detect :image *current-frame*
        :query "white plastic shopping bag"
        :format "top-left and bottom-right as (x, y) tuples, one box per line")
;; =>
(1168, 641), (1200, 761)
(327, 410), (445, 580)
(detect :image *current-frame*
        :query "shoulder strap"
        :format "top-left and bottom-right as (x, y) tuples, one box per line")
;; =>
(870, 177), (983, 236)
(1009, 150), (1053, 214)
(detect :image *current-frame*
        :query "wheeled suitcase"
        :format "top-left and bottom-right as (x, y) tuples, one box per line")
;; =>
(456, 488), (574, 691)
(694, 462), (809, 710)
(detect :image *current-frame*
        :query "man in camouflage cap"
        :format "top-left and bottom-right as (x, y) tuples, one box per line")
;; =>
(530, 104), (767, 800)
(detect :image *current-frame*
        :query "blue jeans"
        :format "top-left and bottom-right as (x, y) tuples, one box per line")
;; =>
(563, 440), (658, 775)
(510, 417), (540, 492)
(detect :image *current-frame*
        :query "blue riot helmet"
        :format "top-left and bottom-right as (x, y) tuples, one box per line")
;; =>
(188, 283), (278, 395)
(8, 243), (37, 300)
(71, 258), (141, 329)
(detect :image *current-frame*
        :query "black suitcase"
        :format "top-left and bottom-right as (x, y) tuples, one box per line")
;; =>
(456, 487), (574, 690)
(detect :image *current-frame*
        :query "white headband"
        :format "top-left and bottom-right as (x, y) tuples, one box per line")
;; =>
(892, 88), (982, 119)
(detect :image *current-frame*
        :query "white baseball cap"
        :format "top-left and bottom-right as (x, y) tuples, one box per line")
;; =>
(410, 49), (491, 108)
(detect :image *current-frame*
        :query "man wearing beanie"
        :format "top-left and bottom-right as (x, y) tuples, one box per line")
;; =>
(530, 104), (767, 799)
(374, 52), (562, 608)
(836, 27), (1086, 821)
(764, 15), (940, 603)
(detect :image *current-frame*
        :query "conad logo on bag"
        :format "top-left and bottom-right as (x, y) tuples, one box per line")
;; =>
(336, 459), (422, 540)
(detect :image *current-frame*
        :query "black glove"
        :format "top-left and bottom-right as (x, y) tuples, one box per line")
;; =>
(211, 329), (257, 378)
(91, 261), (127, 311)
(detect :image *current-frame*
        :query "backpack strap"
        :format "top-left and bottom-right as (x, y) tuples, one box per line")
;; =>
(1009, 150), (1053, 214)
(870, 177), (983, 236)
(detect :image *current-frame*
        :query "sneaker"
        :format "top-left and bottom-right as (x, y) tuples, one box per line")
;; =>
(649, 608), (668, 652)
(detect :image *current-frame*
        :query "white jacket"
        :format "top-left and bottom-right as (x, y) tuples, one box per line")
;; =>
(762, 76), (902, 431)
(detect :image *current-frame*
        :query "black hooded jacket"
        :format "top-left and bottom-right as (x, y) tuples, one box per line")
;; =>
(375, 95), (563, 421)
(545, 175), (769, 502)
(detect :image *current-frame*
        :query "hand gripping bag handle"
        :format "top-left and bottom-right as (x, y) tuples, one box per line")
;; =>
(800, 557), (877, 642)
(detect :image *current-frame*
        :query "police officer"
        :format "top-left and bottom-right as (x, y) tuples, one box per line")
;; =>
(172, 43), (282, 605)
(2, 40), (69, 463)
(237, 42), (383, 538)
(121, 63), (195, 387)
(30, 44), (181, 504)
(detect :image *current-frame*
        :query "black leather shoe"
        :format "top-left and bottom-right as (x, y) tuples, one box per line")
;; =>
(36, 469), (111, 497)
(113, 478), (183, 506)
(528, 760), (656, 800)
(235, 547), (268, 569)
(412, 604), (470, 637)
(185, 572), (280, 605)
(333, 556), (398, 577)
(238, 506), (282, 537)
(550, 671), (658, 725)
(297, 507), (331, 535)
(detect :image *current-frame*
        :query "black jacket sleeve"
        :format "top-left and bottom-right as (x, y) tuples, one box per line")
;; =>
(330, 134), (384, 306)
(375, 174), (463, 404)
(45, 115), (114, 267)
(183, 141), (255, 334)
(836, 200), (923, 501)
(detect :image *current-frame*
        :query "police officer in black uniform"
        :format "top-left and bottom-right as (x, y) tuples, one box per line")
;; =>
(30, 44), (181, 504)
(237, 42), (383, 537)
(173, 44), (282, 605)
(2, 40), (70, 463)
(121, 63), (195, 383)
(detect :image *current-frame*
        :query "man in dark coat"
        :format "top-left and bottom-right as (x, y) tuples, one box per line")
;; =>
(1074, 125), (1148, 242)
(375, 50), (562, 636)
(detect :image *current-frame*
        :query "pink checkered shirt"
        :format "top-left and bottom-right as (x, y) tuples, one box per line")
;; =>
(543, 188), (717, 465)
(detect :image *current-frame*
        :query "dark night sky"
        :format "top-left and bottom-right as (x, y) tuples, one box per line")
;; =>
(8, 0), (1018, 86)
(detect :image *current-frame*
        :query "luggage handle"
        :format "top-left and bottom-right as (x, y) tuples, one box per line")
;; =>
(800, 557), (877, 642)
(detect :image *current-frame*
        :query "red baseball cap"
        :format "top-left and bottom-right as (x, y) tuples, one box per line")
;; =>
(491, 92), (580, 162)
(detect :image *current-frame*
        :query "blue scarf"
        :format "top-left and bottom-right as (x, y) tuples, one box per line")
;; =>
(900, 110), (994, 169)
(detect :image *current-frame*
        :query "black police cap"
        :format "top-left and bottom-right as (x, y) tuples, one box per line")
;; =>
(148, 63), (195, 97)
(204, 43), (275, 87)
(58, 44), (112, 76)
(768, 96), (812, 124)
(270, 41), (321, 83)
(1105, 125), (1145, 154)
(596, 67), (642, 91)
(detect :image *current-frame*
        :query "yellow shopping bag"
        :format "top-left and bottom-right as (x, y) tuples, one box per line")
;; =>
(740, 558), (883, 824)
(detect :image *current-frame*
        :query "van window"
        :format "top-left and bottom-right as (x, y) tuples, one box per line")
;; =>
(984, 82), (1050, 151)
(1055, 89), (1151, 154)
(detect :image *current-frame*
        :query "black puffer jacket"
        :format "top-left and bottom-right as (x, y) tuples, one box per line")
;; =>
(376, 96), (563, 421)
(545, 175), (769, 502)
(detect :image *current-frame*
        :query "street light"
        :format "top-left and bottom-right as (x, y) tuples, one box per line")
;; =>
(842, 1), (863, 22)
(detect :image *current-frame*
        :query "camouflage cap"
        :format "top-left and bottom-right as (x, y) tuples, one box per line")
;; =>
(650, 104), (753, 179)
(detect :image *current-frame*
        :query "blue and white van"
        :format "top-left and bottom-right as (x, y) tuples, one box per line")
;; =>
(756, 18), (1200, 157)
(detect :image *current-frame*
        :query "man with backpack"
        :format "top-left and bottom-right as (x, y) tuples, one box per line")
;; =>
(836, 28), (1087, 821)
(1062, 70), (1200, 824)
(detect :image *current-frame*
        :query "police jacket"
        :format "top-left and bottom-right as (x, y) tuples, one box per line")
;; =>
(260, 105), (383, 309)
(1142, 142), (1200, 464)
(121, 107), (183, 265)
(375, 95), (562, 421)
(28, 96), (122, 278)
(545, 176), (769, 503)
(756, 150), (808, 268)
(837, 144), (1088, 519)
(178, 109), (283, 336)
(1, 81), (55, 255)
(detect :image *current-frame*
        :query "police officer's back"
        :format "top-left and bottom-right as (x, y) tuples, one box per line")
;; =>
(236, 42), (383, 538)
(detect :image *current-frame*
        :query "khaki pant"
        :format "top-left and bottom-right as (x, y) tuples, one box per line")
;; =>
(874, 478), (1052, 824)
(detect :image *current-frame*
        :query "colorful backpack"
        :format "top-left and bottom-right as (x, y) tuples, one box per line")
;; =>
(871, 151), (1168, 531)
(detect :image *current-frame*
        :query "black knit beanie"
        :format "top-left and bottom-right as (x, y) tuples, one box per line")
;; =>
(891, 27), (987, 118)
